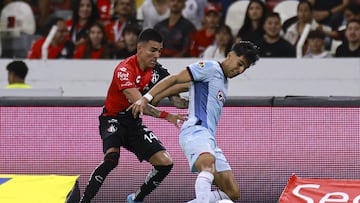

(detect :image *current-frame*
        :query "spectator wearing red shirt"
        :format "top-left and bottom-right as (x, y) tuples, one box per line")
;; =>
(27, 17), (74, 59)
(73, 21), (112, 59)
(96, 0), (116, 25)
(189, 3), (221, 57)
(66, 0), (100, 47)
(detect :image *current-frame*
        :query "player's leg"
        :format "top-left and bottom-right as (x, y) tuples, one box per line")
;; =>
(193, 153), (216, 203)
(212, 148), (240, 202)
(80, 147), (120, 203)
(79, 115), (122, 203)
(213, 170), (240, 201)
(126, 125), (173, 202)
(180, 126), (217, 203)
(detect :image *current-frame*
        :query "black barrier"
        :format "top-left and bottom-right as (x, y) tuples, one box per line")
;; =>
(1, 96), (360, 107)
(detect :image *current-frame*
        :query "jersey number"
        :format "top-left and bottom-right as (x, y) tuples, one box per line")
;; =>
(144, 131), (158, 143)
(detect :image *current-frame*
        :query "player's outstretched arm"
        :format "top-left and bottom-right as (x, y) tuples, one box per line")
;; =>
(131, 69), (192, 116)
(152, 83), (190, 108)
(124, 87), (186, 127)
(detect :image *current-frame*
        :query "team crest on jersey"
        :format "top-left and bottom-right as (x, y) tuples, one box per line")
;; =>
(120, 67), (127, 72)
(198, 61), (205, 68)
(217, 90), (225, 103)
(152, 70), (160, 84)
(107, 124), (117, 133)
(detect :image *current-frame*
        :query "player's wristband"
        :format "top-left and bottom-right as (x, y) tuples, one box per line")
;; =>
(143, 93), (153, 102)
(159, 111), (169, 119)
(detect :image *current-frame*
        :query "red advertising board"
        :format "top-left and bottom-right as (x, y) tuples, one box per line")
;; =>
(279, 174), (360, 203)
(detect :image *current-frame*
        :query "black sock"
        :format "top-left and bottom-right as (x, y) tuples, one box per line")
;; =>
(134, 164), (173, 201)
(80, 153), (119, 203)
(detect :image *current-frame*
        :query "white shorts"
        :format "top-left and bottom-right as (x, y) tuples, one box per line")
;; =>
(179, 125), (231, 173)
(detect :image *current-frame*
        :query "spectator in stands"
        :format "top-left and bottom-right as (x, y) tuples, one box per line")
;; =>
(333, 3), (360, 41)
(139, 0), (170, 29)
(258, 12), (296, 58)
(154, 0), (196, 57)
(203, 24), (234, 60)
(96, 0), (116, 25)
(335, 19), (360, 57)
(236, 0), (267, 44)
(27, 17), (74, 59)
(284, 1), (332, 47)
(66, 0), (100, 47)
(304, 30), (333, 58)
(182, 0), (209, 30)
(105, 0), (140, 54)
(308, 0), (350, 30)
(5, 60), (31, 89)
(189, 3), (221, 57)
(113, 23), (142, 58)
(73, 21), (112, 59)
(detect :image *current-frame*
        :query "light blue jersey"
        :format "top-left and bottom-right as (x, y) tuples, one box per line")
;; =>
(181, 60), (228, 137)
(179, 60), (231, 173)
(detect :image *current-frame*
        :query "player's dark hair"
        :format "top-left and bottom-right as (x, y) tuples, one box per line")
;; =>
(6, 61), (29, 79)
(232, 41), (260, 66)
(138, 28), (163, 43)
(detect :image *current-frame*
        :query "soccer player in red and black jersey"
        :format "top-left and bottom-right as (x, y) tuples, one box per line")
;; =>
(79, 29), (187, 203)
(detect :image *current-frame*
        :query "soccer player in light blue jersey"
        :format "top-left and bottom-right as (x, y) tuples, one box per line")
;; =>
(130, 41), (260, 203)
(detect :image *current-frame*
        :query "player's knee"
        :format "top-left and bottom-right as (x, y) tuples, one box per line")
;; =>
(227, 188), (240, 201)
(104, 152), (119, 169)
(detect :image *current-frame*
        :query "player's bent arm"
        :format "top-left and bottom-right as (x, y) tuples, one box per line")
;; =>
(123, 87), (163, 117)
(124, 87), (186, 125)
(151, 83), (190, 107)
(148, 69), (192, 98)
(123, 87), (143, 104)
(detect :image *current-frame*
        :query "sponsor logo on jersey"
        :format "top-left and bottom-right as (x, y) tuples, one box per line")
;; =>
(117, 71), (129, 81)
(121, 81), (133, 87)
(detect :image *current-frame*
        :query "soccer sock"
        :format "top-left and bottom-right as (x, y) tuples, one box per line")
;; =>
(186, 190), (230, 203)
(195, 171), (214, 203)
(209, 189), (231, 203)
(80, 152), (119, 203)
(133, 164), (173, 201)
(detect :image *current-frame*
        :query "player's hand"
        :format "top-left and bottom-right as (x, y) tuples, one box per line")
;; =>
(165, 113), (187, 129)
(128, 97), (149, 118)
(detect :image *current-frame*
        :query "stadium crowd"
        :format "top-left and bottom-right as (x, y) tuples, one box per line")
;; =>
(1, 0), (359, 59)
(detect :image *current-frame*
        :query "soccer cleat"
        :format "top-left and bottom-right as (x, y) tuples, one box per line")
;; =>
(127, 193), (143, 203)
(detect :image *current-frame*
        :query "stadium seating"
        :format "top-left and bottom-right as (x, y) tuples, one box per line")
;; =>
(273, 0), (299, 24)
(225, 0), (250, 36)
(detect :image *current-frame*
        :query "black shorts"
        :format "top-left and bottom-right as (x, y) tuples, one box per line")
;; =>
(99, 110), (166, 162)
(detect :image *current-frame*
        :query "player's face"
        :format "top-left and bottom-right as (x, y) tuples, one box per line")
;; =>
(138, 40), (163, 69)
(224, 52), (250, 78)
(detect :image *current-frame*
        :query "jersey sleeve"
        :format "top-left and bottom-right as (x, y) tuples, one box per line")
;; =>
(113, 64), (137, 91)
(187, 61), (218, 82)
